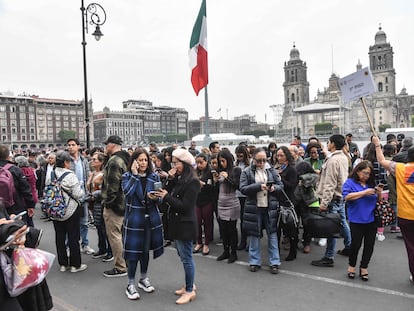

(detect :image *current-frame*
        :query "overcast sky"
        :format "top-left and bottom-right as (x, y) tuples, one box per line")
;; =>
(0, 0), (413, 124)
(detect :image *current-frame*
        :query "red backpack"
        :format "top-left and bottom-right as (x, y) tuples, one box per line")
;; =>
(0, 163), (16, 208)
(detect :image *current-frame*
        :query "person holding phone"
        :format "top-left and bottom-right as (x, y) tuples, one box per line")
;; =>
(154, 148), (200, 304)
(215, 149), (242, 264)
(342, 161), (381, 281)
(240, 148), (283, 273)
(194, 153), (215, 255)
(121, 148), (164, 300)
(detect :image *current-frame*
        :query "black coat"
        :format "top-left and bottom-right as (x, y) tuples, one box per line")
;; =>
(240, 166), (284, 237)
(164, 176), (200, 241)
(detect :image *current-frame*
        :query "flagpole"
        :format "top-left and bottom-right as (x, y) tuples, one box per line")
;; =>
(360, 97), (377, 136)
(203, 85), (212, 147)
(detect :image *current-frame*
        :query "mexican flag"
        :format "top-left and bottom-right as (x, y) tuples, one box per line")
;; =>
(189, 0), (208, 96)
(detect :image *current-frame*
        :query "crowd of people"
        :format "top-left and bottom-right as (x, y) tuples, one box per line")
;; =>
(1, 132), (414, 309)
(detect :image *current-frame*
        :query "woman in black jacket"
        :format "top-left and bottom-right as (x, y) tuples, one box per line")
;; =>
(155, 149), (200, 305)
(275, 146), (299, 261)
(193, 153), (215, 255)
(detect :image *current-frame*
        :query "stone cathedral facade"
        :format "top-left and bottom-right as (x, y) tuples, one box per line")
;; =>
(280, 27), (414, 139)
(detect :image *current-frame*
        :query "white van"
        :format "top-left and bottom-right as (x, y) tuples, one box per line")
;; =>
(384, 127), (414, 139)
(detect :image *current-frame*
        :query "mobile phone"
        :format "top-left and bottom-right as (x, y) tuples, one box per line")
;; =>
(266, 182), (274, 188)
(211, 170), (217, 174)
(377, 183), (385, 188)
(10, 211), (27, 220)
(154, 181), (162, 191)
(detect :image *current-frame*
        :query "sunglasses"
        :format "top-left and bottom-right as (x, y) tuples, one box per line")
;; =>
(255, 159), (267, 163)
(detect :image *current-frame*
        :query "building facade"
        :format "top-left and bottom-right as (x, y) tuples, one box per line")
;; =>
(280, 27), (414, 140)
(93, 99), (188, 146)
(0, 93), (90, 149)
(188, 114), (269, 138)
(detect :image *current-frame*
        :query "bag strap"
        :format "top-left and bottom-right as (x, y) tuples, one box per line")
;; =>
(2, 163), (13, 171)
(280, 188), (294, 208)
(54, 170), (79, 204)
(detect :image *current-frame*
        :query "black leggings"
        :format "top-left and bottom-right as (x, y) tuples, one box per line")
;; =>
(349, 222), (377, 269)
(219, 219), (238, 252)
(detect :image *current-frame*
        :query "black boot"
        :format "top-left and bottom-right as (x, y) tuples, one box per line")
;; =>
(228, 250), (238, 264)
(285, 237), (298, 261)
(217, 246), (230, 261)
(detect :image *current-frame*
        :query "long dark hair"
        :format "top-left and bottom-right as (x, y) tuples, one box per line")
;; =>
(218, 149), (235, 173)
(349, 160), (375, 187)
(276, 146), (294, 166)
(128, 148), (153, 175)
(235, 145), (250, 168)
(178, 161), (197, 183)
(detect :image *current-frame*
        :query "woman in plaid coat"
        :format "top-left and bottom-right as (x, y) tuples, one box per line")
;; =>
(121, 148), (164, 300)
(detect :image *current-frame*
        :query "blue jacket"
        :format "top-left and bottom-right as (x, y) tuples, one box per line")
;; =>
(240, 165), (284, 237)
(122, 172), (164, 260)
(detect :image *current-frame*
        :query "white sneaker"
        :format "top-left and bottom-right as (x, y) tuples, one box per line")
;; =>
(318, 238), (327, 247)
(126, 284), (140, 300)
(376, 233), (386, 242)
(138, 277), (155, 293)
(70, 264), (88, 273)
(60, 265), (68, 272)
(81, 245), (95, 255)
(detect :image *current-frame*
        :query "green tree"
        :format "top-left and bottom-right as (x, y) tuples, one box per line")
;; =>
(58, 130), (77, 143)
(166, 134), (187, 143)
(315, 122), (333, 136)
(378, 123), (391, 132)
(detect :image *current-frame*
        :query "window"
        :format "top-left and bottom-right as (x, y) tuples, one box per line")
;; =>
(385, 77), (388, 83)
(291, 93), (295, 102)
(378, 82), (383, 92)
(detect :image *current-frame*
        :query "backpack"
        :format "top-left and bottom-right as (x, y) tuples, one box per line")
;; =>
(0, 164), (16, 208)
(40, 171), (71, 218)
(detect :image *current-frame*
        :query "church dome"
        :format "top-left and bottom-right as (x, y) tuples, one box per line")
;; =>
(375, 26), (387, 44)
(289, 44), (300, 61)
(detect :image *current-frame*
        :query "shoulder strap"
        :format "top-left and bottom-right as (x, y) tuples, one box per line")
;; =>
(56, 171), (71, 183)
(2, 163), (13, 171)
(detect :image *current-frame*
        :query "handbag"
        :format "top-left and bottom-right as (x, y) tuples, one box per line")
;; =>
(0, 247), (55, 297)
(374, 200), (396, 227)
(277, 189), (299, 236)
(304, 209), (343, 238)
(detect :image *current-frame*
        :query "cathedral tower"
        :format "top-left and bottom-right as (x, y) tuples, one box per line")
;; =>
(282, 44), (310, 135)
(368, 26), (396, 95)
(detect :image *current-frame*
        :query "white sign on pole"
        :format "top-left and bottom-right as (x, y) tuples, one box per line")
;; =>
(339, 67), (377, 102)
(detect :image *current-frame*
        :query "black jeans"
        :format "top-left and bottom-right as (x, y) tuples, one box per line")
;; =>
(349, 221), (377, 269)
(53, 208), (82, 268)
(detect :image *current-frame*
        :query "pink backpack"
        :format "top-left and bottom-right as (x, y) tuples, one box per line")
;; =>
(0, 163), (16, 208)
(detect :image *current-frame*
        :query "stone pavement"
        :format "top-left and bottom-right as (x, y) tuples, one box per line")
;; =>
(32, 210), (414, 311)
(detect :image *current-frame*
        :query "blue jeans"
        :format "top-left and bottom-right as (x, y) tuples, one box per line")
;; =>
(175, 240), (195, 293)
(248, 208), (281, 266)
(80, 203), (89, 247)
(325, 200), (351, 259)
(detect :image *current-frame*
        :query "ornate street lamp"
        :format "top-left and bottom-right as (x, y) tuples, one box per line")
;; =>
(81, 1), (106, 149)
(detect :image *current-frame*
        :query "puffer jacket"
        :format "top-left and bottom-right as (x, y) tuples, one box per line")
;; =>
(239, 165), (284, 237)
(53, 167), (85, 221)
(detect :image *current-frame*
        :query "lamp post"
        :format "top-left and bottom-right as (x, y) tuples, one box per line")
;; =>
(81, 0), (106, 149)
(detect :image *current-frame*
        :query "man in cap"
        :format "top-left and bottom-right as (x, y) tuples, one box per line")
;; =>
(101, 135), (131, 277)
